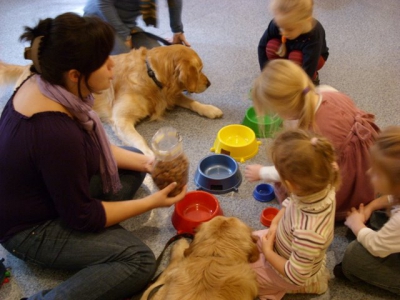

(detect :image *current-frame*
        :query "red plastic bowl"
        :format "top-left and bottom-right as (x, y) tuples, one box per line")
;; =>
(171, 191), (223, 234)
(260, 207), (279, 227)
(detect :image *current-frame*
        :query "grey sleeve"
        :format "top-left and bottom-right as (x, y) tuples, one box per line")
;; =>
(167, 0), (184, 33)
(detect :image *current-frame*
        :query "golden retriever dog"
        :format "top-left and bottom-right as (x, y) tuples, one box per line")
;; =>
(0, 45), (223, 156)
(140, 216), (259, 300)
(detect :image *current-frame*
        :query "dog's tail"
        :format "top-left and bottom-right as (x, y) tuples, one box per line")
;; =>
(0, 61), (29, 88)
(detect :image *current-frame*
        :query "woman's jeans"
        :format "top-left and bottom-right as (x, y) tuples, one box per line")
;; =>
(342, 211), (400, 295)
(2, 147), (156, 300)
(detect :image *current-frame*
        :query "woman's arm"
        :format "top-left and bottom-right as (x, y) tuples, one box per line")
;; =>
(102, 182), (187, 226)
(111, 144), (153, 173)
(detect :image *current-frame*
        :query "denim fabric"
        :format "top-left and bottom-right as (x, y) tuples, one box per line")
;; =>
(342, 211), (400, 295)
(111, 29), (160, 55)
(1, 146), (157, 299)
(2, 221), (156, 299)
(90, 146), (146, 201)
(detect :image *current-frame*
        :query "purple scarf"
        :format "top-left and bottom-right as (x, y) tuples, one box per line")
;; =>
(37, 75), (121, 194)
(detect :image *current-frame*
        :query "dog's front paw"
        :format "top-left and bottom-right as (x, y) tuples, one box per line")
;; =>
(199, 105), (223, 119)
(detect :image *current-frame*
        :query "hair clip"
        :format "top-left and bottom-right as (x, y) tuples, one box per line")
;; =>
(24, 36), (44, 73)
(303, 87), (310, 95)
(310, 137), (318, 145)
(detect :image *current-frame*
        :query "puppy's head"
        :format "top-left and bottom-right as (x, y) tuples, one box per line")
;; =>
(184, 216), (259, 263)
(148, 45), (211, 93)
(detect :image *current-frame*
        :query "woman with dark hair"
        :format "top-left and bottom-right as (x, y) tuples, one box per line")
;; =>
(0, 12), (186, 299)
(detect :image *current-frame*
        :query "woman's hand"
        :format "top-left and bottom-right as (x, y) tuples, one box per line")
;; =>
(170, 32), (191, 47)
(153, 183), (187, 208)
(244, 164), (262, 182)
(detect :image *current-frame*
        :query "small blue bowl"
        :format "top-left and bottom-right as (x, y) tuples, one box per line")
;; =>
(194, 154), (242, 194)
(253, 183), (275, 202)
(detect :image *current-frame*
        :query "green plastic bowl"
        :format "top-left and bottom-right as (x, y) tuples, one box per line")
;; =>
(242, 107), (282, 138)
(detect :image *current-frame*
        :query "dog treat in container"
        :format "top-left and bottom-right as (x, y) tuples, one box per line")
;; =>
(151, 126), (189, 197)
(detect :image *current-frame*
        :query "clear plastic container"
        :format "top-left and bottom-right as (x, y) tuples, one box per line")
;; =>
(151, 127), (189, 197)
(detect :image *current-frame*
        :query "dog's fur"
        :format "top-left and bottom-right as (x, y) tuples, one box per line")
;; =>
(0, 45), (223, 156)
(140, 216), (259, 300)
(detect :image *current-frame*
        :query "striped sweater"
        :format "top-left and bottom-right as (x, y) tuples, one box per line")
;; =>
(275, 186), (336, 286)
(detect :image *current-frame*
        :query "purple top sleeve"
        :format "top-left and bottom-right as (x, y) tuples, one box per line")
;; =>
(0, 97), (106, 242)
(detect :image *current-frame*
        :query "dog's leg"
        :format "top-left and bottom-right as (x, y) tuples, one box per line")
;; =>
(110, 95), (154, 157)
(174, 94), (223, 119)
(139, 239), (190, 300)
(112, 117), (154, 157)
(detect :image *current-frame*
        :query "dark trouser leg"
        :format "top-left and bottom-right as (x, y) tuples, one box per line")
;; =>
(342, 240), (400, 295)
(90, 147), (147, 201)
(2, 220), (156, 300)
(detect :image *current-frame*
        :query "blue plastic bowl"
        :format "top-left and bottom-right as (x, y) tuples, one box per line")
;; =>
(253, 183), (275, 202)
(194, 154), (242, 194)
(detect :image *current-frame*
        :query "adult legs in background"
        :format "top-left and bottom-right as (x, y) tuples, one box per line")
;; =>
(90, 147), (147, 201)
(2, 220), (156, 300)
(341, 240), (400, 295)
(111, 29), (160, 55)
(130, 32), (161, 49)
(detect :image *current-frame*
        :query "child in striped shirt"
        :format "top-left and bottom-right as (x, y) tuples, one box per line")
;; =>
(250, 129), (340, 299)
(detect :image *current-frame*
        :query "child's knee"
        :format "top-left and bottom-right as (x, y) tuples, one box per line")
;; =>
(266, 38), (282, 60)
(288, 50), (303, 66)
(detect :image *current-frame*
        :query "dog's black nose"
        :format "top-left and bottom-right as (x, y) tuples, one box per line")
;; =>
(206, 79), (211, 87)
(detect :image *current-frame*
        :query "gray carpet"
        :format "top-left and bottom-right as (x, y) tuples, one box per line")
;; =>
(1, 0), (400, 299)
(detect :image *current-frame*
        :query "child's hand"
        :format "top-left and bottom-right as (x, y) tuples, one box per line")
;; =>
(361, 203), (373, 222)
(261, 230), (275, 255)
(245, 164), (262, 182)
(345, 205), (367, 234)
(266, 222), (277, 240)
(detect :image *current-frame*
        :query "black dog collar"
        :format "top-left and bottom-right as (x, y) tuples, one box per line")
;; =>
(146, 59), (163, 89)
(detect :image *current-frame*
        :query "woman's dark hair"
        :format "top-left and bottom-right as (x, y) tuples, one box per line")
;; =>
(20, 12), (115, 99)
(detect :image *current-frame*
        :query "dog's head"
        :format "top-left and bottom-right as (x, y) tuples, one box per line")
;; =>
(147, 45), (211, 93)
(184, 216), (259, 263)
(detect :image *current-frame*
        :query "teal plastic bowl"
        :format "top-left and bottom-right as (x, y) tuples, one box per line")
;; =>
(242, 107), (282, 138)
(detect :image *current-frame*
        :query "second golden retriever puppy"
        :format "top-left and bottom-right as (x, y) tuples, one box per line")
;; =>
(141, 216), (259, 300)
(93, 44), (223, 156)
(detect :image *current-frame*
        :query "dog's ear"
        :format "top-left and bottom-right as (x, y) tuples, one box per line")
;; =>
(178, 62), (199, 92)
(248, 235), (260, 263)
(183, 245), (193, 257)
(248, 243), (260, 263)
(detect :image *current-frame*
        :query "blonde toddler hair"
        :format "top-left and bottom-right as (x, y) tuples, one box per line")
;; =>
(271, 129), (340, 195)
(271, 0), (314, 57)
(252, 59), (316, 130)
